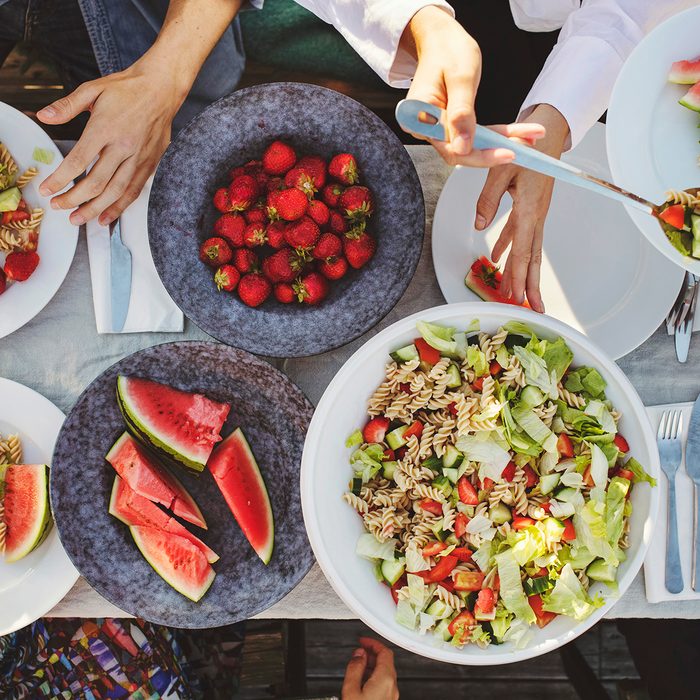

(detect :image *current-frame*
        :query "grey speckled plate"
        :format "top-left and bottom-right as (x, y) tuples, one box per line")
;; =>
(148, 82), (424, 357)
(50, 342), (314, 628)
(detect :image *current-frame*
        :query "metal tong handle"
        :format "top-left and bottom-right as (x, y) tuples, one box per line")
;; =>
(395, 99), (657, 214)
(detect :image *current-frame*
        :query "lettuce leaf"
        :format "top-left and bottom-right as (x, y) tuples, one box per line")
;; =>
(542, 337), (574, 381)
(542, 564), (604, 621)
(584, 400), (617, 435)
(345, 429), (363, 448)
(466, 345), (489, 377)
(407, 573), (427, 609)
(406, 544), (431, 573)
(573, 502), (618, 566)
(507, 526), (547, 566)
(356, 533), (396, 561)
(606, 476), (630, 546)
(513, 346), (557, 398)
(32, 146), (55, 164)
(589, 443), (609, 489)
(624, 457), (657, 487)
(512, 404), (553, 448)
(456, 433), (512, 481)
(472, 539), (493, 572)
(565, 367), (607, 400)
(502, 321), (536, 339)
(495, 549), (536, 624)
(396, 599), (418, 630)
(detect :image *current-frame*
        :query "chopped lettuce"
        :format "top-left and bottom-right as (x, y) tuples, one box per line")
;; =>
(417, 321), (463, 358)
(565, 367), (607, 400)
(419, 612), (436, 635)
(589, 443), (609, 489)
(406, 544), (431, 573)
(573, 502), (618, 566)
(396, 599), (418, 630)
(507, 526), (547, 566)
(356, 533), (396, 561)
(345, 429), (363, 448)
(513, 346), (557, 398)
(495, 550), (536, 624)
(512, 404), (557, 452)
(624, 457), (657, 487)
(542, 564), (604, 620)
(472, 539), (493, 572)
(605, 476), (630, 546)
(407, 573), (427, 609)
(456, 433), (512, 481)
(32, 146), (55, 164)
(584, 400), (617, 435)
(542, 337), (574, 381)
(502, 321), (536, 339)
(466, 345), (489, 377)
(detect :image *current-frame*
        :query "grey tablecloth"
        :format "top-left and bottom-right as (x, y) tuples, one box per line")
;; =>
(1, 145), (698, 620)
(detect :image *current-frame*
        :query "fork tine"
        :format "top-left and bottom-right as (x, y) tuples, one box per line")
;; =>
(658, 411), (667, 440)
(677, 412), (684, 439)
(670, 410), (679, 439)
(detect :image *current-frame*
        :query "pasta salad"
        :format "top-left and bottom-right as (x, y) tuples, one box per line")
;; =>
(343, 320), (655, 649)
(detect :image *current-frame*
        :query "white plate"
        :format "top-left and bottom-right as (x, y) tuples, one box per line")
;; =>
(432, 123), (684, 359)
(0, 102), (78, 338)
(607, 5), (700, 275)
(0, 378), (78, 635)
(301, 303), (659, 665)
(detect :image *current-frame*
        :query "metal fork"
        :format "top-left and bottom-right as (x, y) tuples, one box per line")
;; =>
(674, 276), (699, 363)
(657, 410), (684, 593)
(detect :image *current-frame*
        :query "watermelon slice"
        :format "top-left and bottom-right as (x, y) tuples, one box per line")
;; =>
(109, 476), (218, 563)
(680, 81), (700, 113)
(117, 376), (230, 473)
(130, 525), (216, 602)
(669, 56), (700, 84)
(2, 464), (52, 563)
(465, 256), (530, 308)
(106, 432), (207, 530)
(208, 428), (274, 565)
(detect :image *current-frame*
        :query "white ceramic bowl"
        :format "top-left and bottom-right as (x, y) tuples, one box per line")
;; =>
(301, 303), (660, 665)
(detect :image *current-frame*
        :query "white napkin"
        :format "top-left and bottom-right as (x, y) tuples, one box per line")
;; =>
(644, 402), (699, 602)
(86, 177), (183, 333)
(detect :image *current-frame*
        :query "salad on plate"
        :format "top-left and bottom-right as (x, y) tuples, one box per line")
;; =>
(342, 320), (655, 649)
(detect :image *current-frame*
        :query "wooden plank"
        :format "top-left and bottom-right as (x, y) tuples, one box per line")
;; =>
(241, 622), (286, 689)
(599, 623), (640, 680)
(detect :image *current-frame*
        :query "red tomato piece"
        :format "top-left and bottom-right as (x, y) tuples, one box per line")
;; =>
(422, 555), (458, 583)
(404, 420), (424, 439)
(489, 360), (502, 376)
(457, 476), (479, 505)
(362, 416), (389, 444)
(471, 376), (485, 391)
(453, 571), (485, 591)
(541, 501), (552, 513)
(561, 519), (576, 542)
(422, 541), (448, 557)
(532, 567), (549, 578)
(475, 588), (495, 615)
(1, 212), (10, 225)
(528, 594), (557, 628)
(522, 464), (538, 489)
(399, 382), (411, 394)
(659, 203), (686, 230)
(438, 579), (455, 594)
(616, 468), (634, 482)
(557, 434), (574, 458)
(447, 402), (458, 416)
(384, 449), (395, 460)
(451, 547), (473, 562)
(480, 477), (494, 490)
(390, 575), (407, 604)
(454, 513), (469, 538)
(512, 516), (535, 531)
(420, 498), (444, 516)
(501, 461), (516, 482)
(414, 337), (441, 366)
(613, 434), (630, 453)
(583, 465), (595, 487)
(448, 610), (476, 641)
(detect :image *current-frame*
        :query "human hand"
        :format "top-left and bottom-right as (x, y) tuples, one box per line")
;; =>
(342, 637), (399, 700)
(402, 6), (545, 167)
(474, 104), (571, 312)
(36, 58), (187, 226)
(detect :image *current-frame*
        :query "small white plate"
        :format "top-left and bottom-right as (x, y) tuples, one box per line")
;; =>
(0, 102), (78, 339)
(0, 378), (78, 635)
(432, 122), (683, 359)
(607, 5), (700, 276)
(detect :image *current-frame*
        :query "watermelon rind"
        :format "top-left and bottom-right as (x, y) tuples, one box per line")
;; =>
(4, 464), (53, 563)
(209, 428), (275, 565)
(116, 376), (229, 474)
(129, 525), (216, 602)
(680, 82), (700, 113)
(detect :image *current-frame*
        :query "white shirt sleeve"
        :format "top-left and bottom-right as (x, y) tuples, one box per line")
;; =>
(293, 0), (455, 87)
(519, 0), (696, 150)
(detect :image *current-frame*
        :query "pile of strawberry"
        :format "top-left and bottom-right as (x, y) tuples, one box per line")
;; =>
(199, 140), (377, 308)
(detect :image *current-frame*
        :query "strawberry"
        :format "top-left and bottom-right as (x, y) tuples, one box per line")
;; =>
(228, 165), (246, 181)
(312, 232), (342, 260)
(4, 251), (40, 281)
(296, 155), (327, 188)
(245, 202), (267, 225)
(213, 187), (233, 213)
(363, 416), (390, 444)
(321, 183), (344, 208)
(328, 210), (349, 235)
(268, 188), (309, 222)
(238, 272), (272, 307)
(266, 221), (287, 249)
(319, 256), (348, 280)
(199, 237), (233, 267)
(284, 167), (317, 198)
(274, 282), (296, 304)
(214, 264), (240, 292)
(0, 268), (5, 295)
(243, 159), (263, 176)
(344, 230), (376, 269)
(262, 140), (296, 175)
(232, 247), (258, 273)
(328, 153), (359, 185)
(293, 271), (328, 305)
(243, 222), (267, 247)
(266, 176), (285, 193)
(228, 174), (259, 211)
(307, 199), (330, 227)
(262, 248), (301, 283)
(214, 213), (246, 247)
(339, 185), (373, 220)
(284, 216), (320, 249)
(1, 210), (29, 225)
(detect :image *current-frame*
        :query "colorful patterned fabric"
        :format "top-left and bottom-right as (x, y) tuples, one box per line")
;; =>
(0, 618), (245, 699)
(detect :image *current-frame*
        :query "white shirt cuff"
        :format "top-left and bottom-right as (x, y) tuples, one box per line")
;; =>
(518, 35), (624, 151)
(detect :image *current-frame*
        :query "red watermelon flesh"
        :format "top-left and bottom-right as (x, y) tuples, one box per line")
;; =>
(130, 525), (216, 602)
(208, 428), (274, 565)
(106, 432), (207, 529)
(108, 476), (219, 563)
(117, 375), (230, 473)
(465, 256), (530, 308)
(669, 56), (700, 84)
(680, 81), (700, 113)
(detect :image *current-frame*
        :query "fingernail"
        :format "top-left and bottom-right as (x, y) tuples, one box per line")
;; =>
(39, 184), (51, 196)
(452, 133), (471, 155)
(71, 213), (85, 225)
(475, 214), (486, 230)
(38, 106), (55, 118)
(352, 648), (365, 659)
(50, 199), (60, 210)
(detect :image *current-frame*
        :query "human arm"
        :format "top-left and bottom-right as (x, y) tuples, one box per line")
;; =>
(37, 0), (245, 226)
(341, 637), (399, 700)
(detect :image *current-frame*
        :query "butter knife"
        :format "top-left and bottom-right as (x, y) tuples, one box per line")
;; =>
(110, 218), (132, 333)
(686, 396), (700, 591)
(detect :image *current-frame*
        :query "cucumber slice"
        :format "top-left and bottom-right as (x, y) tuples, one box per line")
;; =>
(554, 487), (577, 502)
(431, 521), (447, 541)
(422, 455), (444, 471)
(693, 238), (700, 259)
(390, 344), (419, 363)
(432, 476), (453, 498)
(489, 502), (512, 525)
(586, 558), (617, 583)
(373, 560), (384, 583)
(445, 363), (462, 388)
(523, 575), (554, 596)
(566, 547), (597, 569)
(426, 599), (451, 617)
(539, 473), (561, 495)
(434, 618), (452, 642)
(442, 467), (459, 485)
(351, 477), (363, 496)
(542, 517), (565, 541)
(443, 445), (463, 469)
(474, 606), (497, 622)
(381, 558), (406, 586)
(386, 425), (409, 450)
(482, 620), (503, 645)
(520, 385), (545, 408)
(444, 533), (459, 546)
(692, 213), (700, 241)
(382, 460), (398, 480)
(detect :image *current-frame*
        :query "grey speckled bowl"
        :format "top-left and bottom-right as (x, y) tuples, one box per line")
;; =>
(149, 82), (424, 357)
(50, 342), (314, 628)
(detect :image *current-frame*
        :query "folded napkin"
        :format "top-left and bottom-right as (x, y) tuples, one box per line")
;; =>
(86, 177), (183, 333)
(644, 402), (699, 602)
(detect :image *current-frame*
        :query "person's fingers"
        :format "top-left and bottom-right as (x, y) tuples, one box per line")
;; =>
(526, 221), (545, 313)
(36, 80), (102, 125)
(505, 214), (536, 305)
(429, 138), (515, 169)
(359, 637), (395, 675)
(48, 145), (125, 211)
(475, 166), (512, 230)
(341, 648), (367, 698)
(96, 163), (153, 225)
(443, 68), (478, 156)
(492, 221), (515, 263)
(487, 122), (546, 142)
